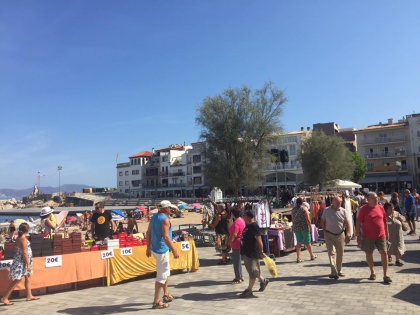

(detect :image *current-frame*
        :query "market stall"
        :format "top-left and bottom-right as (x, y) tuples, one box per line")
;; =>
(0, 240), (199, 294)
(268, 224), (319, 255)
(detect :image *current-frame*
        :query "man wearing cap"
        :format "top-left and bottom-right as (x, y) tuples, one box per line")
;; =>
(239, 211), (269, 298)
(90, 202), (115, 241)
(404, 189), (416, 235)
(146, 200), (179, 309)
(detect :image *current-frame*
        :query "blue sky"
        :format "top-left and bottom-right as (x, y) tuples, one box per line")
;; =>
(1, 1), (419, 190)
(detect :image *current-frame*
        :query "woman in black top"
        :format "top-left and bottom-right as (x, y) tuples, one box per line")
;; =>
(203, 202), (229, 264)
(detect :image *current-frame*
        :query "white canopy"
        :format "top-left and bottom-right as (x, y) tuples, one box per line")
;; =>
(324, 179), (362, 189)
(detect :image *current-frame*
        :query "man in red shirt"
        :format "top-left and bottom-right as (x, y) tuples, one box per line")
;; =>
(356, 192), (391, 284)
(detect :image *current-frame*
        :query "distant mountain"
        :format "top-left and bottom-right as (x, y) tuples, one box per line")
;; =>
(0, 184), (94, 201)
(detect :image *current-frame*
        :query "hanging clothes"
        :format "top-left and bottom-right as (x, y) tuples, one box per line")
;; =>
(252, 202), (270, 228)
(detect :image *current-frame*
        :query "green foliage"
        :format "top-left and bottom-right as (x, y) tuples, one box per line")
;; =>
(196, 82), (286, 196)
(351, 151), (367, 183)
(298, 131), (355, 190)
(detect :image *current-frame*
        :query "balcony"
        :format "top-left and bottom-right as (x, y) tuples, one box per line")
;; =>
(367, 165), (408, 173)
(362, 135), (405, 145)
(365, 151), (407, 159)
(169, 172), (185, 177)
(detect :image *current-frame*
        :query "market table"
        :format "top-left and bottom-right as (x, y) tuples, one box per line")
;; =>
(0, 240), (199, 294)
(107, 240), (199, 286)
(0, 250), (106, 293)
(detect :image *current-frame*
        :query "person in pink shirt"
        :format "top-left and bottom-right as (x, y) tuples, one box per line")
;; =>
(226, 207), (246, 284)
(356, 192), (391, 284)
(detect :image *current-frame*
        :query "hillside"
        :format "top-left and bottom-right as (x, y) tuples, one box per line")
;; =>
(0, 184), (94, 201)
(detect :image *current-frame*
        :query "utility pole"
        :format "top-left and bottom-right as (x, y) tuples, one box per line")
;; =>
(58, 166), (62, 195)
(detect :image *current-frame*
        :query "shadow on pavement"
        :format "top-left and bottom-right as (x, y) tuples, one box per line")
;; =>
(393, 284), (420, 307)
(399, 249), (420, 264)
(181, 291), (244, 301)
(282, 275), (365, 286)
(173, 280), (231, 288)
(57, 302), (149, 314)
(396, 267), (420, 274)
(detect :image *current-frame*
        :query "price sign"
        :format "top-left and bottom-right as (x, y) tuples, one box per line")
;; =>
(101, 249), (115, 260)
(0, 260), (13, 270)
(181, 241), (190, 252)
(45, 255), (62, 268)
(120, 247), (133, 256)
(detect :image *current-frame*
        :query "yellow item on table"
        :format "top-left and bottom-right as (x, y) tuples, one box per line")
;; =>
(262, 256), (278, 278)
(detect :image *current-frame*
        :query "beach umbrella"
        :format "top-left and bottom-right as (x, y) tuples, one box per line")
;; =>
(178, 204), (187, 210)
(136, 206), (147, 213)
(189, 203), (203, 208)
(14, 218), (26, 223)
(66, 217), (78, 224)
(111, 209), (126, 218)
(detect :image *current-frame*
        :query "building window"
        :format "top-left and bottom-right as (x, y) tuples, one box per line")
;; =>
(131, 160), (133, 166)
(193, 155), (201, 163)
(193, 176), (202, 185)
(125, 171), (129, 176)
(125, 181), (129, 186)
(119, 171), (123, 176)
(193, 165), (202, 173)
(119, 181), (123, 186)
(136, 170), (139, 175)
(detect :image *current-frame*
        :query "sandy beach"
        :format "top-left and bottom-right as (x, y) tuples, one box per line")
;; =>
(134, 211), (203, 233)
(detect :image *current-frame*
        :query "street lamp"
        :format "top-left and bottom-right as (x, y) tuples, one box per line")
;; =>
(58, 166), (62, 195)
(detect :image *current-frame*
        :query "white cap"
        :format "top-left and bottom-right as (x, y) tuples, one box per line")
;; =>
(159, 200), (173, 208)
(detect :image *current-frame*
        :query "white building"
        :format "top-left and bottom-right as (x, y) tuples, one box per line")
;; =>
(355, 118), (413, 192)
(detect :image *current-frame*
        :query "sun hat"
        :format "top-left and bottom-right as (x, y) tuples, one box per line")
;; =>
(40, 206), (54, 217)
(159, 200), (173, 208)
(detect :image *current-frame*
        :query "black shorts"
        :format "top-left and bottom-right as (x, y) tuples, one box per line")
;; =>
(406, 213), (416, 222)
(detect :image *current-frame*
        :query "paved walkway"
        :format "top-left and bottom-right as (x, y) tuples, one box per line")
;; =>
(1, 227), (419, 314)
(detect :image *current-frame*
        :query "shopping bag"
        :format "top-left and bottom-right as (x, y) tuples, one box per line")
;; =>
(262, 256), (278, 278)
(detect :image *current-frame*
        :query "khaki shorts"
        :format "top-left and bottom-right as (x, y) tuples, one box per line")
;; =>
(152, 251), (170, 284)
(361, 237), (387, 252)
(243, 255), (261, 279)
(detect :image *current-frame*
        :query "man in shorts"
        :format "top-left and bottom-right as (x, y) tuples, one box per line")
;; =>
(146, 200), (179, 309)
(239, 211), (269, 298)
(321, 196), (351, 279)
(412, 188), (420, 222)
(356, 192), (391, 284)
(404, 189), (417, 235)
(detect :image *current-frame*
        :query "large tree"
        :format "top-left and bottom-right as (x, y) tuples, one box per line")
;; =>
(351, 151), (367, 183)
(196, 81), (286, 197)
(298, 131), (355, 191)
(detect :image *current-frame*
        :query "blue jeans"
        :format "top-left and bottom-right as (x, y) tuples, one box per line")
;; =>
(232, 248), (243, 280)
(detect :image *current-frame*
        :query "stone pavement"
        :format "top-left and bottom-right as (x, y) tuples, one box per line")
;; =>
(1, 227), (419, 315)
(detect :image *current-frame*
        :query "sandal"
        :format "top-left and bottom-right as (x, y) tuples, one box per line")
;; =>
(218, 260), (228, 265)
(297, 259), (304, 263)
(162, 294), (174, 303)
(1, 298), (14, 306)
(231, 278), (242, 284)
(388, 256), (392, 263)
(311, 255), (318, 260)
(368, 274), (376, 280)
(395, 260), (404, 266)
(383, 276), (392, 284)
(152, 301), (170, 309)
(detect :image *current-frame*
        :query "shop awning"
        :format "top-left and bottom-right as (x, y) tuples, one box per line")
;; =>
(359, 174), (412, 184)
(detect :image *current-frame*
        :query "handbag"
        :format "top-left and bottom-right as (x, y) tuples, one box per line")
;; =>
(396, 214), (408, 232)
(262, 256), (278, 278)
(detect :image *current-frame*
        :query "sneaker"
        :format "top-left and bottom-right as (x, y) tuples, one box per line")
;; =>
(259, 279), (269, 292)
(239, 289), (253, 298)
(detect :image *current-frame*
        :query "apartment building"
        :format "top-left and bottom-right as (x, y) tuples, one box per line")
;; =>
(406, 113), (420, 186)
(264, 128), (311, 195)
(116, 151), (152, 196)
(355, 118), (413, 193)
